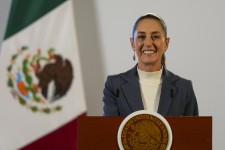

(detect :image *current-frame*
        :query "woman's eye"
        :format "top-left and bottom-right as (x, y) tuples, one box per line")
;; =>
(138, 35), (145, 40)
(152, 35), (159, 40)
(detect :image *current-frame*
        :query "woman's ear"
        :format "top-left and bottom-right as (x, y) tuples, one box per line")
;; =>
(164, 37), (170, 52)
(130, 37), (135, 50)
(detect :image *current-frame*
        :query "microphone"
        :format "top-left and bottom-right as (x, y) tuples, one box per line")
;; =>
(170, 89), (174, 98)
(170, 89), (174, 115)
(115, 89), (120, 97)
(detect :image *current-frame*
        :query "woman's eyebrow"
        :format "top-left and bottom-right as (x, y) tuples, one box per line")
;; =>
(152, 31), (161, 34)
(137, 31), (145, 34)
(137, 31), (161, 35)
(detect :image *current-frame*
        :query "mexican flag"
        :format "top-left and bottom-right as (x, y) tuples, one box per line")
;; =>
(0, 0), (86, 149)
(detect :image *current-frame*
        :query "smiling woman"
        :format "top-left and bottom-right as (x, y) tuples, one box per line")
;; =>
(130, 17), (169, 72)
(103, 13), (199, 117)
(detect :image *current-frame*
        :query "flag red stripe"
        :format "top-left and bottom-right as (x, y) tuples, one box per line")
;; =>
(20, 113), (86, 150)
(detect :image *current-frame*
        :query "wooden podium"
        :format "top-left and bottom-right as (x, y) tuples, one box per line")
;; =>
(77, 116), (212, 150)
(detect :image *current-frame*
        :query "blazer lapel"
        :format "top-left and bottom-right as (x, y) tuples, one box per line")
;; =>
(157, 69), (178, 116)
(121, 66), (144, 112)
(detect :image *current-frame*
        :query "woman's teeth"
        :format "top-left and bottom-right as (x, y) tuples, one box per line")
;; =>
(143, 50), (155, 54)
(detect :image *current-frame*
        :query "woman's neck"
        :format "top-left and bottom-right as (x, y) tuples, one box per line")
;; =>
(138, 63), (162, 72)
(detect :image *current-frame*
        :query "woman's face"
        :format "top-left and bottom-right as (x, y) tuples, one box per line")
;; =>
(130, 18), (169, 71)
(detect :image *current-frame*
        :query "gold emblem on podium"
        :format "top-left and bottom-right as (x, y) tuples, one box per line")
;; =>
(118, 111), (172, 150)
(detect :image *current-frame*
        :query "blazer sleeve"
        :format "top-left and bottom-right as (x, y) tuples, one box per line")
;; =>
(103, 76), (119, 116)
(184, 81), (199, 116)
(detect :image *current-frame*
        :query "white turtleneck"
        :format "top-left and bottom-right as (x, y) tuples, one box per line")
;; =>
(137, 67), (163, 112)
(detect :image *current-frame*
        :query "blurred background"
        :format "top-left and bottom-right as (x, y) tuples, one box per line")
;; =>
(1, 0), (224, 149)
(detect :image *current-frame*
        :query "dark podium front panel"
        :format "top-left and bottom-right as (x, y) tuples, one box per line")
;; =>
(78, 116), (212, 150)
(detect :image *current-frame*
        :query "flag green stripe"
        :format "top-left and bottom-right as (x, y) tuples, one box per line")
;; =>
(4, 0), (66, 40)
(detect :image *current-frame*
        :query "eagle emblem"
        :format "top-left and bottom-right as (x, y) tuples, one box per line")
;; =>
(7, 46), (74, 114)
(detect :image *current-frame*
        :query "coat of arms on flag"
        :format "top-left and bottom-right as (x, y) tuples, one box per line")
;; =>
(7, 46), (74, 113)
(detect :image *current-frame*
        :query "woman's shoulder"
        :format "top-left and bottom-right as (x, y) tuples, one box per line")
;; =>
(165, 69), (192, 85)
(107, 71), (129, 81)
(107, 66), (136, 80)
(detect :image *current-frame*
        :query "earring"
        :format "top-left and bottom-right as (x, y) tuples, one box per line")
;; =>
(133, 51), (136, 61)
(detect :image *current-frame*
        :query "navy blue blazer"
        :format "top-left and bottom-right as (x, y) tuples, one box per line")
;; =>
(103, 65), (199, 116)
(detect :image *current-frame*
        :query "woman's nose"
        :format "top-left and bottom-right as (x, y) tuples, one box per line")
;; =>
(144, 37), (153, 47)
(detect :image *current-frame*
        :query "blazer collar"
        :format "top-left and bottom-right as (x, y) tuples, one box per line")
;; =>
(121, 64), (178, 116)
